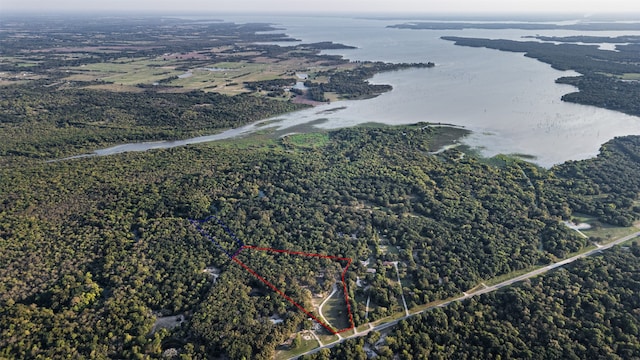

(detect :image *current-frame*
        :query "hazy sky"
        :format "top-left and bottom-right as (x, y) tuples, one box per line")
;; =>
(2, 0), (640, 14)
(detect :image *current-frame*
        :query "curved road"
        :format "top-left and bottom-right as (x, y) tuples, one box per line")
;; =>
(292, 230), (640, 359)
(317, 283), (338, 331)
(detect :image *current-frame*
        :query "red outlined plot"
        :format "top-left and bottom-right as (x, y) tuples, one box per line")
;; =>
(190, 217), (355, 335)
(232, 245), (355, 335)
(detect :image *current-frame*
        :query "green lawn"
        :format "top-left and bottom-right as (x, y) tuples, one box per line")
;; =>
(15, 62), (40, 67)
(339, 329), (355, 337)
(484, 265), (545, 286)
(378, 244), (400, 255)
(568, 212), (639, 244)
(274, 334), (319, 360)
(383, 310), (407, 322)
(71, 58), (254, 84)
(318, 334), (339, 344)
(66, 58), (183, 86)
(582, 224), (639, 243)
(620, 235), (640, 246)
(621, 73), (640, 80)
(208, 134), (279, 151)
(320, 288), (352, 331)
(570, 212), (598, 223)
(284, 133), (330, 149)
(408, 298), (449, 313)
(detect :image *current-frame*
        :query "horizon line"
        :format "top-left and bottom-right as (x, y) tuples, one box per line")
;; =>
(2, 10), (640, 18)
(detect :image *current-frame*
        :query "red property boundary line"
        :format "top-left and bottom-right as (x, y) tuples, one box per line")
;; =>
(232, 245), (355, 335)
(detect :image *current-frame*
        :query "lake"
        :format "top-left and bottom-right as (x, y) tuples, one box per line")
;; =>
(242, 15), (640, 167)
(87, 15), (640, 167)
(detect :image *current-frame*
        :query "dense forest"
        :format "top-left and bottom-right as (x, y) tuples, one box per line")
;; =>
(303, 246), (640, 359)
(241, 61), (436, 101)
(552, 136), (640, 226)
(1, 122), (639, 358)
(556, 74), (640, 117)
(0, 85), (309, 159)
(303, 62), (435, 101)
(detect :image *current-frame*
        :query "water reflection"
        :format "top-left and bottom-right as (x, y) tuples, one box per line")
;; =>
(55, 16), (640, 167)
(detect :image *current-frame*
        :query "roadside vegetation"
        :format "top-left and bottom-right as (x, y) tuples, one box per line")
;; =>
(303, 246), (640, 359)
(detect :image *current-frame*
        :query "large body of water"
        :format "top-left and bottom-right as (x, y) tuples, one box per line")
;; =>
(89, 16), (640, 167)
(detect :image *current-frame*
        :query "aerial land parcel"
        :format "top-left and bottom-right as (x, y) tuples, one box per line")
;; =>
(1, 16), (640, 360)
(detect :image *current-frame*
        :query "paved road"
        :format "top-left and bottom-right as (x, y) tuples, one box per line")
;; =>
(292, 230), (640, 359)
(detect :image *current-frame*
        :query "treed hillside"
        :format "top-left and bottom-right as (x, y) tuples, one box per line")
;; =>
(0, 86), (309, 159)
(1, 124), (639, 358)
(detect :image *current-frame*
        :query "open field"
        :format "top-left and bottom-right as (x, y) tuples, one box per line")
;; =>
(620, 235), (640, 246)
(570, 213), (640, 243)
(1, 21), (378, 103)
(620, 73), (640, 80)
(583, 223), (640, 243)
(317, 334), (339, 344)
(283, 133), (330, 149)
(274, 334), (319, 360)
(319, 288), (352, 331)
(484, 265), (544, 286)
(378, 244), (400, 255)
(64, 58), (184, 86)
(54, 47), (356, 95)
(340, 329), (355, 337)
